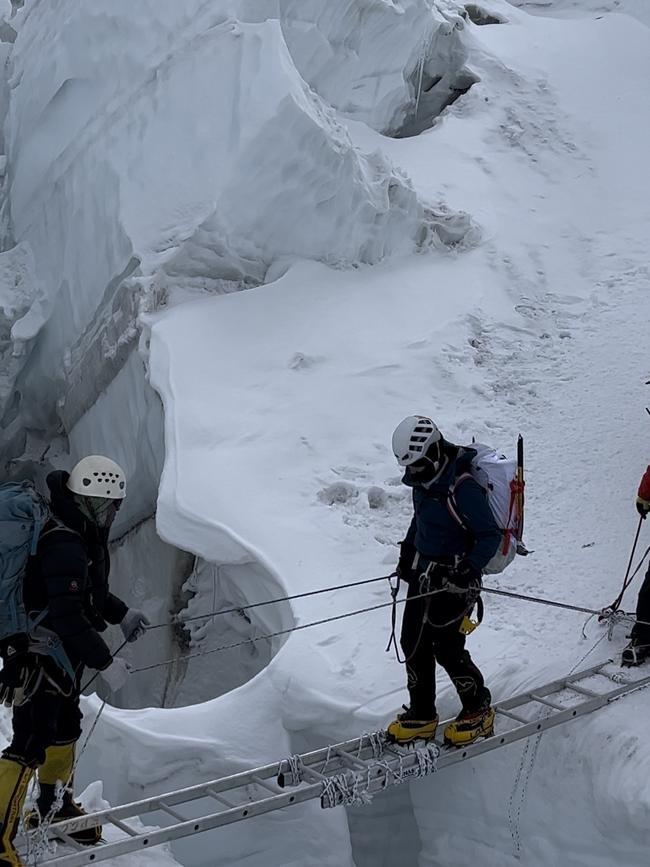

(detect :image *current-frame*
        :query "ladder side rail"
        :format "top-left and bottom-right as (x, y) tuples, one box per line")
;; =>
(437, 673), (650, 769)
(34, 668), (650, 861)
(276, 732), (387, 781)
(494, 661), (608, 712)
(312, 672), (650, 809)
(352, 673), (650, 807)
(32, 783), (327, 867)
(31, 762), (286, 841)
(278, 753), (367, 788)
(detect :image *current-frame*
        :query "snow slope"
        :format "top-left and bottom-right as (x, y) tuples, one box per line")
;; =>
(144, 3), (650, 865)
(1, 1), (650, 866)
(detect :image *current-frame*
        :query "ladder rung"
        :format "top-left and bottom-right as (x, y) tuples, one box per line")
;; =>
(333, 749), (370, 772)
(51, 831), (86, 851)
(251, 774), (282, 795)
(496, 707), (529, 724)
(109, 816), (139, 836)
(204, 787), (236, 809)
(529, 693), (566, 711)
(157, 801), (187, 822)
(300, 766), (330, 784)
(567, 683), (600, 698)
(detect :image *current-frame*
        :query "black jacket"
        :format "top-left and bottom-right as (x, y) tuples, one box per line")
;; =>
(403, 447), (501, 571)
(24, 471), (128, 672)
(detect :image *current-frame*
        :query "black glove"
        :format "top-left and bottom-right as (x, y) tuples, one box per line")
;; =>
(446, 561), (482, 595)
(396, 541), (417, 583)
(0, 634), (35, 706)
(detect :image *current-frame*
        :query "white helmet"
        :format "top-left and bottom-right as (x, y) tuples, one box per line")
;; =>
(392, 416), (441, 466)
(67, 455), (127, 499)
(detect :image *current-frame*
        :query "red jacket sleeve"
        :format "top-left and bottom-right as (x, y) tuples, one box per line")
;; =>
(638, 466), (650, 501)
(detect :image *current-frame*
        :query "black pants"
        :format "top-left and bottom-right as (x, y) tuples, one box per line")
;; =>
(400, 579), (489, 718)
(632, 563), (650, 646)
(3, 658), (82, 768)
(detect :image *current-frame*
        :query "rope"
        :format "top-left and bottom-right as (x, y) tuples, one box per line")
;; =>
(359, 732), (385, 761)
(132, 584), (455, 675)
(128, 580), (650, 676)
(147, 573), (394, 631)
(507, 706), (546, 859)
(80, 637), (130, 694)
(285, 754), (304, 786)
(507, 618), (611, 856)
(318, 737), (437, 808)
(321, 772), (373, 808)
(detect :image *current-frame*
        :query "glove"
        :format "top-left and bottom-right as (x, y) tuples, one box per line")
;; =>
(0, 634), (36, 706)
(120, 609), (150, 643)
(446, 561), (482, 595)
(396, 541), (417, 583)
(636, 496), (650, 519)
(99, 657), (132, 693)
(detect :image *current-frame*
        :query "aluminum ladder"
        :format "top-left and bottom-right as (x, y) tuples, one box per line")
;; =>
(22, 659), (650, 866)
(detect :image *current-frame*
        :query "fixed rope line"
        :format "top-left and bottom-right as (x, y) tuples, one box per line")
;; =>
(130, 583), (646, 676)
(144, 547), (650, 636)
(147, 573), (393, 630)
(481, 586), (600, 617)
(133, 599), (409, 674)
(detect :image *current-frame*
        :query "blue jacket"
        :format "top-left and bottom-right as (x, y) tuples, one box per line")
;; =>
(403, 447), (501, 571)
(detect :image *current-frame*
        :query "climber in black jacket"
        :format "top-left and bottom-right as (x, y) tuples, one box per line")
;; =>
(0, 455), (149, 863)
(387, 416), (501, 748)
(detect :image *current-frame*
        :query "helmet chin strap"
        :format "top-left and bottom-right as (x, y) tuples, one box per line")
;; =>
(419, 453), (449, 487)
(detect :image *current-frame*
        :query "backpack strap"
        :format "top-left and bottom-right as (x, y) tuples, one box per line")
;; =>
(38, 517), (82, 544)
(447, 472), (474, 532)
(448, 472), (510, 555)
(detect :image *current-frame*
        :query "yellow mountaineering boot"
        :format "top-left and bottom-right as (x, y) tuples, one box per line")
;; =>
(443, 704), (495, 747)
(386, 708), (439, 745)
(29, 743), (101, 846)
(0, 757), (33, 866)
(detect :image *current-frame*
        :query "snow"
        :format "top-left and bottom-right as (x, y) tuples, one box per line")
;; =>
(0, 0), (649, 866)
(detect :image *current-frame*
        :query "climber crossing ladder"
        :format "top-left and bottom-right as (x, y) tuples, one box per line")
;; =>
(20, 659), (650, 867)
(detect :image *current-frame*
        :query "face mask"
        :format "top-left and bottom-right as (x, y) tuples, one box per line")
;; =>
(76, 495), (122, 528)
(407, 448), (447, 485)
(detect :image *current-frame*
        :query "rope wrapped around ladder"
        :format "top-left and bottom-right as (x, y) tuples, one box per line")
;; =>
(319, 742), (440, 808)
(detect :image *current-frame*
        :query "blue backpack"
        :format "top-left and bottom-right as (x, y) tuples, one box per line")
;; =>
(0, 481), (77, 681)
(0, 481), (50, 642)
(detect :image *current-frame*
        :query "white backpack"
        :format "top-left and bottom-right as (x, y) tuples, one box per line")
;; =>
(448, 442), (524, 574)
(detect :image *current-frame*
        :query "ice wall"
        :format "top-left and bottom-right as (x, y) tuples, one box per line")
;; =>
(2, 0), (472, 470)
